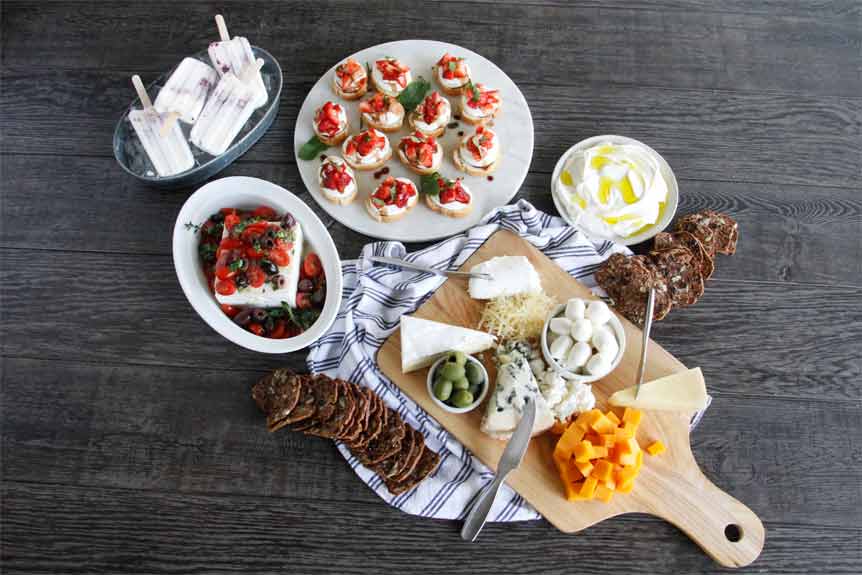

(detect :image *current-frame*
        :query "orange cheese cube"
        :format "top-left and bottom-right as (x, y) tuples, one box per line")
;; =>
(574, 409), (599, 429)
(616, 478), (635, 493)
(591, 459), (614, 482)
(591, 445), (609, 459)
(566, 480), (586, 501)
(574, 459), (594, 477)
(646, 440), (666, 456)
(616, 466), (638, 484)
(598, 434), (616, 448)
(606, 410), (621, 425)
(618, 450), (638, 467)
(579, 477), (598, 499)
(573, 440), (594, 462)
(615, 424), (635, 441)
(635, 450), (644, 471)
(604, 477), (617, 490)
(591, 413), (617, 435)
(554, 423), (586, 460)
(585, 409), (604, 427)
(595, 484), (614, 503)
(622, 407), (643, 427)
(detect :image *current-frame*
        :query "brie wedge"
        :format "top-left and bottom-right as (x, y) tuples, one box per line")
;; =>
(481, 341), (555, 439)
(609, 367), (708, 411)
(400, 316), (496, 373)
(468, 256), (542, 300)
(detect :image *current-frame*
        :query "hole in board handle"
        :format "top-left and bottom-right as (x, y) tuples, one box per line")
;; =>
(724, 523), (742, 542)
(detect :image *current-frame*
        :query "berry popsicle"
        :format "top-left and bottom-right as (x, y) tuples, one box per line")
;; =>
(154, 57), (218, 124)
(128, 75), (194, 177)
(208, 14), (267, 108)
(190, 59), (264, 156)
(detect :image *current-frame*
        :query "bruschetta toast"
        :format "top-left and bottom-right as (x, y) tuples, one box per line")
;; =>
(453, 126), (500, 176)
(359, 92), (405, 133)
(407, 91), (451, 138)
(433, 53), (471, 96)
(341, 128), (392, 171)
(460, 82), (501, 126)
(370, 58), (412, 98)
(318, 155), (358, 205)
(313, 101), (350, 146)
(365, 176), (419, 222)
(332, 58), (368, 100)
(424, 176), (474, 218)
(397, 131), (443, 175)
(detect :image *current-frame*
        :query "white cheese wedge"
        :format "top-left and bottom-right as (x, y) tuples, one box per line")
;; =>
(608, 367), (708, 411)
(468, 256), (542, 300)
(215, 221), (303, 308)
(481, 341), (555, 439)
(400, 316), (496, 373)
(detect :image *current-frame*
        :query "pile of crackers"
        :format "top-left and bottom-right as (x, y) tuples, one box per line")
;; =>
(252, 369), (440, 495)
(596, 210), (738, 324)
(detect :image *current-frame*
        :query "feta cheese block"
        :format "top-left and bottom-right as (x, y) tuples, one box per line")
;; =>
(215, 220), (303, 308)
(468, 256), (542, 300)
(400, 316), (496, 373)
(609, 367), (708, 411)
(481, 341), (555, 439)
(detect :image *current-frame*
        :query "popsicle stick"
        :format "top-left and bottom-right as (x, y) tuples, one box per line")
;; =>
(158, 111), (181, 137)
(215, 14), (230, 41)
(131, 75), (153, 109)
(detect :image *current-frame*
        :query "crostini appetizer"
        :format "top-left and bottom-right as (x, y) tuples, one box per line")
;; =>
(341, 128), (392, 171)
(366, 176), (418, 223)
(453, 125), (500, 176)
(425, 176), (474, 218)
(359, 92), (405, 133)
(370, 57), (412, 98)
(318, 155), (358, 206)
(397, 131), (443, 175)
(332, 58), (368, 100)
(433, 53), (471, 95)
(313, 101), (350, 146)
(460, 82), (501, 125)
(408, 91), (451, 137)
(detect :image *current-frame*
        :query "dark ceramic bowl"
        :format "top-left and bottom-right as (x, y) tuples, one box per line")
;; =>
(113, 46), (282, 189)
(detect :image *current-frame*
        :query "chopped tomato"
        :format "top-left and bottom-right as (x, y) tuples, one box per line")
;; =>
(252, 206), (277, 220)
(335, 58), (366, 92)
(296, 292), (313, 309)
(270, 320), (286, 339)
(464, 83), (500, 111)
(219, 304), (240, 318)
(359, 92), (391, 115)
(440, 179), (471, 205)
(245, 245), (264, 260)
(303, 253), (323, 278)
(437, 53), (468, 80)
(315, 101), (344, 136)
(223, 213), (241, 231)
(375, 58), (409, 87)
(320, 161), (353, 193)
(268, 246), (290, 267)
(420, 92), (445, 125)
(248, 323), (265, 336)
(349, 130), (385, 157)
(246, 264), (266, 288)
(400, 132), (438, 168)
(215, 278), (237, 295)
(219, 208), (237, 216)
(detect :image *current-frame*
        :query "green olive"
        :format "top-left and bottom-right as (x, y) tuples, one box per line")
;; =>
(433, 380), (453, 402)
(447, 351), (468, 366)
(465, 361), (484, 385)
(439, 362), (466, 381)
(468, 383), (481, 397)
(450, 389), (475, 408)
(452, 376), (470, 391)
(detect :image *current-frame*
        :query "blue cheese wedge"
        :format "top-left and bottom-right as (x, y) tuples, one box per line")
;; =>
(400, 316), (496, 373)
(481, 341), (555, 439)
(215, 220), (303, 308)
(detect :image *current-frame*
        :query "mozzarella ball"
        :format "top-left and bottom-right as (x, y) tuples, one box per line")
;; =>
(585, 300), (612, 326)
(549, 317), (573, 336)
(566, 341), (592, 369)
(565, 298), (586, 321)
(585, 352), (611, 376)
(571, 318), (593, 342)
(592, 326), (619, 358)
(549, 334), (573, 359)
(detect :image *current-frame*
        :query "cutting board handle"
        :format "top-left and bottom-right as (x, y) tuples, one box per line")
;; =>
(650, 466), (765, 567)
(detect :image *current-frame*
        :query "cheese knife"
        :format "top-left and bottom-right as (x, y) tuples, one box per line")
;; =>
(461, 398), (536, 541)
(367, 255), (493, 281)
(634, 287), (656, 399)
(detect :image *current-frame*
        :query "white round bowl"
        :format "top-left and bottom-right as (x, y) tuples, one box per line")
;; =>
(426, 354), (489, 414)
(550, 134), (679, 246)
(541, 302), (626, 383)
(172, 176), (343, 353)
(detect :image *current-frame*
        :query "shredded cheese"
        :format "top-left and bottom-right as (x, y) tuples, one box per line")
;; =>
(478, 291), (557, 342)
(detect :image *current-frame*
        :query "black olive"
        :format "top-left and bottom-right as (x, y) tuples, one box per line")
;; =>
(260, 260), (278, 275)
(233, 308), (253, 326)
(312, 287), (325, 305)
(298, 278), (314, 292)
(211, 212), (225, 223)
(252, 308), (268, 322)
(264, 238), (275, 249)
(276, 276), (286, 288)
(281, 212), (296, 228)
(235, 274), (249, 288)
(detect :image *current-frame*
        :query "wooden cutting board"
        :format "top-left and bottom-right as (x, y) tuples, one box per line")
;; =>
(377, 230), (765, 567)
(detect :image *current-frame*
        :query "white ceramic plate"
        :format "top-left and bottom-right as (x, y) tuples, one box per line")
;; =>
(551, 135), (679, 246)
(172, 176), (343, 353)
(294, 39), (534, 242)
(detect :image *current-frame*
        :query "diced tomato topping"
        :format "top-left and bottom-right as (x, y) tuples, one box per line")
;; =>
(245, 245), (264, 260)
(314, 101), (344, 137)
(215, 278), (237, 295)
(302, 253), (323, 278)
(216, 237), (243, 259)
(296, 292), (313, 309)
(268, 246), (290, 267)
(219, 304), (240, 318)
(248, 323), (265, 336)
(321, 161), (353, 192)
(348, 130), (386, 157)
(400, 132), (438, 168)
(335, 58), (366, 92)
(372, 176), (416, 209)
(464, 83), (500, 111)
(359, 92), (393, 116)
(375, 59), (409, 88)
(439, 178), (471, 205)
(466, 126), (495, 161)
(419, 92), (445, 125)
(270, 320), (286, 339)
(223, 213), (241, 231)
(240, 221), (268, 243)
(437, 53), (467, 80)
(245, 264), (265, 288)
(252, 206), (277, 220)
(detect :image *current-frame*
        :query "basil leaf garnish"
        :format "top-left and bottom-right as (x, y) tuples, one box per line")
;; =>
(396, 77), (431, 113)
(298, 135), (329, 161)
(421, 172), (441, 196)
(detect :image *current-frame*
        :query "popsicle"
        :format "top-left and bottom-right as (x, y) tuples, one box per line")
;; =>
(189, 59), (264, 156)
(154, 57), (218, 124)
(128, 75), (194, 177)
(208, 14), (267, 108)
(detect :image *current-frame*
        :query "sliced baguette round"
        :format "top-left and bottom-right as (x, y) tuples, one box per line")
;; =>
(322, 185), (358, 206)
(364, 193), (417, 223)
(397, 146), (442, 176)
(331, 74), (368, 101)
(452, 147), (499, 176)
(341, 146), (392, 171)
(432, 66), (468, 96)
(459, 103), (500, 126)
(315, 121), (350, 146)
(407, 112), (446, 138)
(369, 71), (405, 98)
(424, 193), (473, 218)
(361, 98), (405, 133)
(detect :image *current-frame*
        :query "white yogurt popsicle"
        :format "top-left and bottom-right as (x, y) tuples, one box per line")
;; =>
(208, 14), (267, 108)
(189, 59), (263, 156)
(154, 57), (218, 124)
(128, 75), (194, 177)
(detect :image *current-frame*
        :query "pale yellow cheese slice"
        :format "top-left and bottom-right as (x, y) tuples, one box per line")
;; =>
(608, 367), (708, 411)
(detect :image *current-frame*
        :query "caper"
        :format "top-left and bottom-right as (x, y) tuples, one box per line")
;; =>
(450, 389), (474, 408)
(465, 361), (484, 385)
(439, 362), (465, 381)
(452, 376), (470, 391)
(433, 380), (453, 402)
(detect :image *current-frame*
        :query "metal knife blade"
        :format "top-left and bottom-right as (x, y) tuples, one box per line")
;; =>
(634, 287), (656, 399)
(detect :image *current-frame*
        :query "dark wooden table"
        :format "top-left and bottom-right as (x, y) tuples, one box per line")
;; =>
(2, 2), (860, 573)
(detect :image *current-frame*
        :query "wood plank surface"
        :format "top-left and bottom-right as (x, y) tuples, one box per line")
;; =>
(1, 0), (860, 573)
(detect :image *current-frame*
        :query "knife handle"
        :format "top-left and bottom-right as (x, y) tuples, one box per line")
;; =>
(460, 473), (507, 541)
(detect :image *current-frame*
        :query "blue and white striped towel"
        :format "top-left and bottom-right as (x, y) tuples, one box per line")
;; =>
(306, 200), (643, 521)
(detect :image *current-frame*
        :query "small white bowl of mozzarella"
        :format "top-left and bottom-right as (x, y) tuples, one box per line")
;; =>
(541, 297), (626, 383)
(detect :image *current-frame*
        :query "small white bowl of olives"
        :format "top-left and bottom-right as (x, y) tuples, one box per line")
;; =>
(426, 351), (488, 414)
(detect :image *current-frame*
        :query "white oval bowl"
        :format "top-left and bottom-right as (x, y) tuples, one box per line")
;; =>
(550, 134), (679, 246)
(172, 176), (343, 353)
(541, 302), (626, 383)
(426, 354), (489, 414)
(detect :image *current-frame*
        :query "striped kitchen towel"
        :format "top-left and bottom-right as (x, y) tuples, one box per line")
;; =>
(307, 200), (669, 521)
